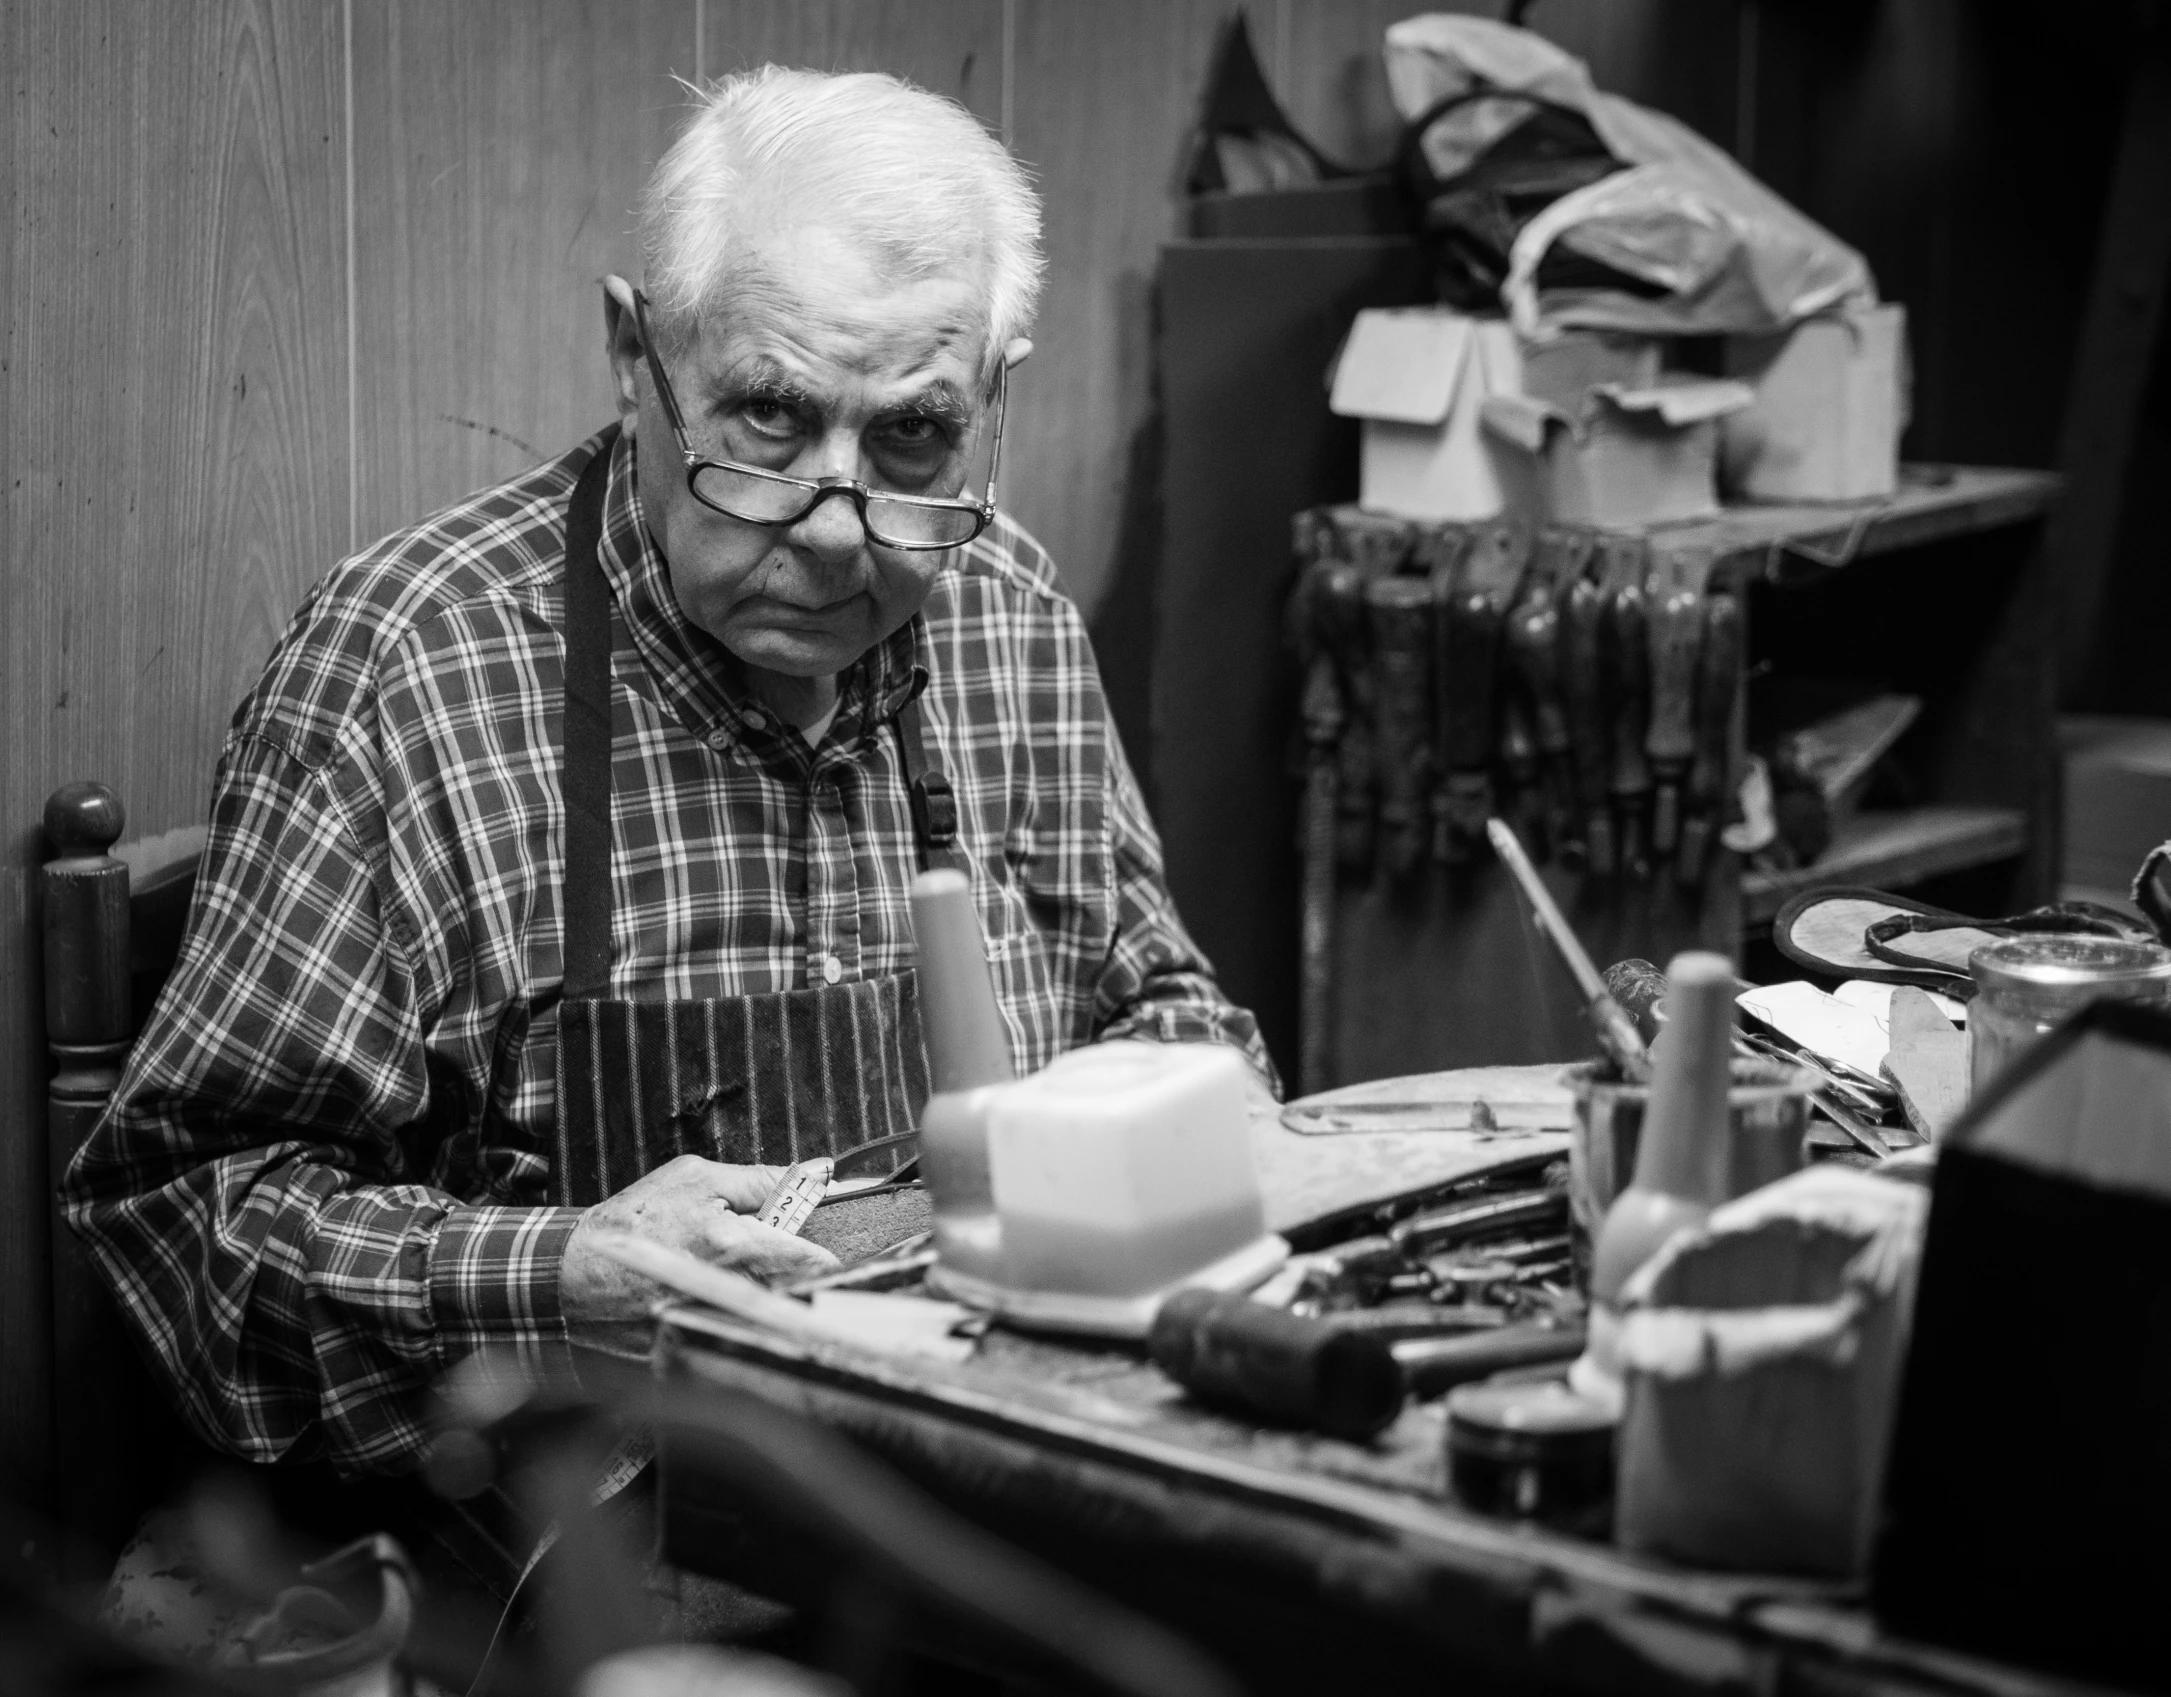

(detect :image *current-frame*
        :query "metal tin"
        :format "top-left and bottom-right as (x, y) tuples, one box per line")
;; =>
(1968, 935), (2171, 1094)
(1445, 1378), (1616, 1535)
(1565, 1056), (1814, 1289)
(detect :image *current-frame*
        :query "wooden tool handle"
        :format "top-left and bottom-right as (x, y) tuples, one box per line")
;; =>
(1564, 574), (1615, 876)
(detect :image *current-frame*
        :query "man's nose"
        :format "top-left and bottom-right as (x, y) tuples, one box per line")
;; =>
(785, 429), (872, 563)
(787, 483), (871, 563)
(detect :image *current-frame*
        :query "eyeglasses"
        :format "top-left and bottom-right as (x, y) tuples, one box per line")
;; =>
(633, 291), (1006, 552)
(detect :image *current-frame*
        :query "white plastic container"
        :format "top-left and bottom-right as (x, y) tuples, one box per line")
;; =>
(930, 1041), (1285, 1336)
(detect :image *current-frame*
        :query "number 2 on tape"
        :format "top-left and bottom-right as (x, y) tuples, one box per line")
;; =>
(757, 1157), (833, 1236)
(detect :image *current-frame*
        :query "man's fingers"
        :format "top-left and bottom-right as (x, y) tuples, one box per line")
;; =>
(700, 1214), (839, 1281)
(700, 1160), (791, 1214)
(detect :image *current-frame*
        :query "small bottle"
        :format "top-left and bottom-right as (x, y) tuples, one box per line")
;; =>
(1572, 949), (1735, 1412)
(911, 869), (1017, 1282)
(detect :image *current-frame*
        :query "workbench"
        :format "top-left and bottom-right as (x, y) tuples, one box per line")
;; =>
(653, 1294), (2111, 1697)
(649, 1077), (2112, 1697)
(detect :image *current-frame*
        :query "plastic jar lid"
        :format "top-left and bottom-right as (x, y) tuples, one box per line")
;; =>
(1970, 935), (2171, 993)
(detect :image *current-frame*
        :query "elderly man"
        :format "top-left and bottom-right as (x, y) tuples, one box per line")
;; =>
(66, 66), (1270, 1523)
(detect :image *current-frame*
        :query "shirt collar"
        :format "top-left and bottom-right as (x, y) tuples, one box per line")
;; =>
(596, 427), (931, 748)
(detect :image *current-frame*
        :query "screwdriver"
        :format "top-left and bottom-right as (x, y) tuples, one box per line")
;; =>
(1600, 538), (1654, 880)
(1677, 589), (1744, 887)
(1644, 572), (1705, 861)
(1432, 577), (1505, 866)
(1506, 568), (1576, 867)
(1563, 570), (1616, 877)
(1365, 575), (1436, 882)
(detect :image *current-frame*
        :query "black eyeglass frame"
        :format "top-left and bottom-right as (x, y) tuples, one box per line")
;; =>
(632, 290), (1007, 552)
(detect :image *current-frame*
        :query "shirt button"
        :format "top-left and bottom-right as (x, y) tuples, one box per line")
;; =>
(742, 709), (768, 732)
(705, 728), (730, 751)
(821, 954), (843, 985)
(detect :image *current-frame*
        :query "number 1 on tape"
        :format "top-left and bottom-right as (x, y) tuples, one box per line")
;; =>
(757, 1157), (833, 1236)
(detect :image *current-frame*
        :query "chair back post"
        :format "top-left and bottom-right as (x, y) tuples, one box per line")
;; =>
(42, 782), (134, 1570)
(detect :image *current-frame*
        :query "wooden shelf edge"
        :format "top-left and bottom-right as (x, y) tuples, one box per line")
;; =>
(1741, 805), (2029, 929)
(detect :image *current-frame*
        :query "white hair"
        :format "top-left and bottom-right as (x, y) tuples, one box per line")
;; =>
(639, 67), (1043, 387)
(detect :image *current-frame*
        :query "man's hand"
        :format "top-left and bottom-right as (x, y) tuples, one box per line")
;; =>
(560, 1154), (840, 1327)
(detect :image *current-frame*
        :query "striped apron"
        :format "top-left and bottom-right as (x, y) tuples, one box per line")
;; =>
(548, 427), (965, 1207)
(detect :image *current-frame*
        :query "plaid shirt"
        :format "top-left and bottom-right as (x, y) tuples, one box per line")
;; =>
(63, 427), (1271, 1475)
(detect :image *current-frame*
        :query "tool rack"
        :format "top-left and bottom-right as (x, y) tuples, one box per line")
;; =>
(1294, 465), (2062, 1089)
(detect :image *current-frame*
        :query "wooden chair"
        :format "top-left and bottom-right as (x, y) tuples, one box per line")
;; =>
(43, 781), (207, 1570)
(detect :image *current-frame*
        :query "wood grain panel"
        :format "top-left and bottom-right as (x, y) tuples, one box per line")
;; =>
(1005, 0), (1260, 619)
(347, 0), (696, 544)
(1, 0), (347, 1508)
(701, 0), (1004, 125)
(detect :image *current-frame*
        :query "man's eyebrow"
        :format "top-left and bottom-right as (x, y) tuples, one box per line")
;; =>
(894, 380), (975, 427)
(709, 356), (816, 409)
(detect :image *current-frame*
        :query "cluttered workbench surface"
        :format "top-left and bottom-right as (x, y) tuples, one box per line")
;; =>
(647, 1057), (2139, 1697)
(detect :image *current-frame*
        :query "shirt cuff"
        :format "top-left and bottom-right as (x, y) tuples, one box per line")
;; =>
(426, 1203), (584, 1374)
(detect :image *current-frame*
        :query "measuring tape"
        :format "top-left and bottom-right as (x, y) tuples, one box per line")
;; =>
(756, 1156), (834, 1236)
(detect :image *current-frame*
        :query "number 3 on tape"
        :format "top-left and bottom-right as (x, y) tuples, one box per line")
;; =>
(757, 1157), (833, 1236)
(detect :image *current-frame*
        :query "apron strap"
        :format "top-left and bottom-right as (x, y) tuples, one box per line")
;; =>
(560, 426), (621, 1003)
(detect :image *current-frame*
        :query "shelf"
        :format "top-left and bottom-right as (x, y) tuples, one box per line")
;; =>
(1741, 805), (2029, 928)
(1650, 465), (2061, 580)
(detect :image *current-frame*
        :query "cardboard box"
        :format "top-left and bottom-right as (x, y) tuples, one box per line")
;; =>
(1722, 304), (1908, 501)
(1480, 379), (1753, 528)
(1327, 307), (1522, 522)
(1519, 330), (1663, 414)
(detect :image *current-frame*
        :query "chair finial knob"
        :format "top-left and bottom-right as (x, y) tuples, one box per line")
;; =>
(45, 783), (126, 856)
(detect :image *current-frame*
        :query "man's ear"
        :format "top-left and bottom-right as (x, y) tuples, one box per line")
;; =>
(602, 275), (643, 427)
(1001, 337), (1033, 372)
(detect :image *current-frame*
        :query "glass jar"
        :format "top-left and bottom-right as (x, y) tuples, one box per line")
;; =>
(1967, 935), (2171, 1094)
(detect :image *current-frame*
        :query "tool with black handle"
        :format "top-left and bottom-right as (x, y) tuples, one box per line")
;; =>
(1150, 1289), (1405, 1441)
(1644, 573), (1704, 862)
(1505, 570), (1575, 867)
(1290, 550), (1356, 1093)
(1316, 561), (1376, 875)
(1365, 575), (1436, 882)
(1600, 539), (1654, 880)
(1427, 535), (1502, 866)
(1676, 589), (1743, 886)
(1563, 570), (1616, 878)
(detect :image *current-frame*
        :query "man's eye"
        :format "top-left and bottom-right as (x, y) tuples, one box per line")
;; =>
(738, 399), (800, 438)
(882, 415), (948, 451)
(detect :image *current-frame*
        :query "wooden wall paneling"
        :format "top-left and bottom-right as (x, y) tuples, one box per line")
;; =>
(2, 0), (347, 1513)
(1006, 0), (1288, 627)
(700, 0), (1004, 124)
(347, 0), (697, 546)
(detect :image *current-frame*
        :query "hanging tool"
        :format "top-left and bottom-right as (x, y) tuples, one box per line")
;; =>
(1316, 558), (1376, 875)
(1365, 574), (1436, 882)
(1644, 568), (1705, 863)
(1486, 817), (1652, 1083)
(1425, 529), (1500, 866)
(1505, 560), (1576, 866)
(1600, 538), (1654, 880)
(1677, 589), (1743, 887)
(1290, 546), (1356, 1094)
(1563, 569), (1615, 877)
